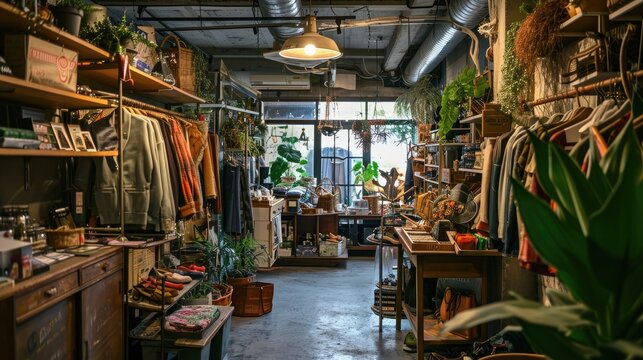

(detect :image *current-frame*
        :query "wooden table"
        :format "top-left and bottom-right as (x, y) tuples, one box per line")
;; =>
(394, 227), (501, 359)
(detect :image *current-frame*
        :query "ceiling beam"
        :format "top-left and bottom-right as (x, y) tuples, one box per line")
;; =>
(94, 0), (408, 7)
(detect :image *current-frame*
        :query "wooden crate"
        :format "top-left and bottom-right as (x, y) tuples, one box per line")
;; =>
(232, 282), (274, 317)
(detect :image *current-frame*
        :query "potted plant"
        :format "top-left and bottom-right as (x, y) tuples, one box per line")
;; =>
(269, 136), (308, 185)
(439, 67), (489, 141)
(193, 230), (233, 306)
(352, 160), (379, 198)
(52, 0), (92, 36)
(182, 281), (213, 305)
(394, 74), (442, 124)
(225, 235), (259, 288)
(80, 12), (156, 56)
(443, 121), (643, 359)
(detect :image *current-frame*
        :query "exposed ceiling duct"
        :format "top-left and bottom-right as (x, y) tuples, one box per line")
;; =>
(258, 0), (304, 43)
(402, 0), (487, 84)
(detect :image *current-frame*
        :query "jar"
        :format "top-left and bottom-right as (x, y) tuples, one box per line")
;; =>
(13, 205), (31, 240)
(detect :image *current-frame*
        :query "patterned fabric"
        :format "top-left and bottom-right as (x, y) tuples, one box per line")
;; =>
(166, 305), (220, 332)
(169, 118), (203, 218)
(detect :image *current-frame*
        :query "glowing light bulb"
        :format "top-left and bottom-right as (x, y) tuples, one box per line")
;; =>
(303, 44), (317, 56)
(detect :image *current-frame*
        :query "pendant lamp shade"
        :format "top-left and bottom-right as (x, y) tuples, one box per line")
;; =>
(279, 15), (342, 61)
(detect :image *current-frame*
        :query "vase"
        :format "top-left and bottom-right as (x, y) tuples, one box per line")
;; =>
(52, 6), (83, 36)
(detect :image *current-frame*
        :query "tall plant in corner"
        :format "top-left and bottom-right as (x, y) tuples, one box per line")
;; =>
(444, 119), (643, 359)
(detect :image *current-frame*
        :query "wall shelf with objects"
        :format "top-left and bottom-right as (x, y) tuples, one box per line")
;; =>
(78, 63), (205, 104)
(0, 74), (112, 110)
(609, 0), (643, 20)
(0, 2), (111, 61)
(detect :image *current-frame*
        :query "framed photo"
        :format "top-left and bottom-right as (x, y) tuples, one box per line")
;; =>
(66, 124), (86, 151)
(50, 123), (73, 151)
(81, 131), (97, 152)
(29, 118), (55, 150)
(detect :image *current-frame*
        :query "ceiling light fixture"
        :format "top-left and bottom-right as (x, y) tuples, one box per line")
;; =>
(279, 15), (342, 61)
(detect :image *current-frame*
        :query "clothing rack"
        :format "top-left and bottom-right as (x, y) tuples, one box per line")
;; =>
(121, 96), (189, 118)
(527, 70), (643, 107)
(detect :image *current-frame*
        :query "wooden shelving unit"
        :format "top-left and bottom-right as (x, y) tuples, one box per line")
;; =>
(0, 74), (111, 109)
(127, 279), (200, 313)
(460, 114), (482, 124)
(78, 64), (205, 104)
(0, 149), (117, 157)
(402, 303), (471, 345)
(609, 0), (643, 20)
(559, 11), (608, 34)
(458, 167), (483, 174)
(0, 3), (111, 61)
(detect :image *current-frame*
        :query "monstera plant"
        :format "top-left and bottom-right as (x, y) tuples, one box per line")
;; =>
(269, 136), (307, 185)
(444, 119), (643, 359)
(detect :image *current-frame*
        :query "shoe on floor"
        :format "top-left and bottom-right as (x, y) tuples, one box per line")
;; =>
(403, 331), (416, 353)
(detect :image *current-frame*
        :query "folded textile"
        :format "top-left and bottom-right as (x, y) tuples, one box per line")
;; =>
(166, 305), (220, 332)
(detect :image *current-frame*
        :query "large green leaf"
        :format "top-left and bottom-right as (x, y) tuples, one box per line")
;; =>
(547, 143), (602, 235)
(442, 298), (593, 333)
(512, 179), (606, 310)
(600, 120), (641, 186)
(277, 144), (302, 163)
(585, 138), (612, 200)
(603, 340), (643, 358)
(527, 132), (558, 205)
(519, 321), (599, 360)
(269, 157), (290, 184)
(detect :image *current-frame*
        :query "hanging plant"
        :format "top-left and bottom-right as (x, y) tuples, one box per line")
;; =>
(192, 49), (215, 102)
(438, 67), (489, 141)
(514, 0), (569, 74)
(498, 21), (529, 116)
(394, 74), (442, 124)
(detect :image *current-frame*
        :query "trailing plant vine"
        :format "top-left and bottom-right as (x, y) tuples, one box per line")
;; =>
(439, 67), (489, 141)
(498, 21), (529, 116)
(192, 49), (215, 102)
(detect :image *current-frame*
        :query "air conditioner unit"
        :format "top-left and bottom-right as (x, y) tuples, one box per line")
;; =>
(250, 74), (311, 90)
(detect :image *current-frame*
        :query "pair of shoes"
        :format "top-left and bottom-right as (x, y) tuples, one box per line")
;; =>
(403, 332), (417, 353)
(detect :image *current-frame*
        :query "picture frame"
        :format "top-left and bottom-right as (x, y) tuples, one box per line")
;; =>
(50, 123), (73, 151)
(81, 131), (97, 152)
(66, 124), (86, 151)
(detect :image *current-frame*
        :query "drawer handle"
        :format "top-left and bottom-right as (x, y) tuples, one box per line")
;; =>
(101, 263), (109, 272)
(44, 287), (58, 297)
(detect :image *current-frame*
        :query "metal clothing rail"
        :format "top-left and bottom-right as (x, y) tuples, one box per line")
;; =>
(527, 69), (643, 107)
(121, 96), (189, 118)
(201, 103), (261, 116)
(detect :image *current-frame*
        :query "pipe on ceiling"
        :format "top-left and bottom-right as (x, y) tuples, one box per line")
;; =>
(402, 0), (487, 84)
(258, 0), (304, 43)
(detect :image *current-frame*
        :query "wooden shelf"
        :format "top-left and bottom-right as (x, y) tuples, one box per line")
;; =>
(457, 168), (483, 174)
(426, 164), (439, 168)
(0, 149), (117, 157)
(79, 64), (205, 104)
(460, 114), (482, 124)
(609, 0), (643, 20)
(0, 74), (112, 109)
(402, 302), (472, 345)
(174, 306), (233, 348)
(559, 11), (607, 36)
(412, 157), (425, 162)
(570, 72), (620, 87)
(0, 3), (111, 61)
(108, 235), (177, 249)
(128, 279), (200, 313)
(430, 127), (469, 134)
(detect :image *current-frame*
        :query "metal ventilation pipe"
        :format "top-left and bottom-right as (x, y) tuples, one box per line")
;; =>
(258, 0), (304, 43)
(402, 0), (488, 84)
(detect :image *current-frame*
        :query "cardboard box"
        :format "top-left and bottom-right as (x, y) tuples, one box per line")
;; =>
(128, 248), (155, 289)
(0, 238), (33, 280)
(4, 35), (78, 92)
(319, 239), (345, 257)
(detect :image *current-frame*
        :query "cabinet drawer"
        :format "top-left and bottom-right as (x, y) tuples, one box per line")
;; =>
(15, 272), (78, 321)
(80, 252), (123, 285)
(15, 297), (76, 360)
(253, 204), (282, 221)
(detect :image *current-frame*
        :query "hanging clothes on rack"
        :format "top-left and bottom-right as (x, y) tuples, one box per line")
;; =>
(222, 153), (253, 234)
(209, 133), (223, 214)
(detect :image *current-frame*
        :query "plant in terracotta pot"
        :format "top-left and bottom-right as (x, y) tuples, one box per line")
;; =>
(52, 0), (92, 36)
(225, 235), (259, 288)
(443, 120), (643, 359)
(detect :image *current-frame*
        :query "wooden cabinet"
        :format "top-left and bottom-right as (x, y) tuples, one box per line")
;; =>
(0, 247), (124, 360)
(252, 199), (283, 268)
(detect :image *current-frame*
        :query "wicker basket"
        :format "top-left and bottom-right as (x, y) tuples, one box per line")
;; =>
(45, 226), (84, 249)
(212, 284), (233, 306)
(160, 34), (195, 95)
(316, 178), (340, 212)
(232, 282), (274, 317)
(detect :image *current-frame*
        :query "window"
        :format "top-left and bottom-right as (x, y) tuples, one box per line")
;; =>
(367, 101), (410, 120)
(370, 124), (414, 182)
(264, 125), (314, 184)
(317, 101), (366, 121)
(263, 102), (316, 121)
(320, 129), (363, 206)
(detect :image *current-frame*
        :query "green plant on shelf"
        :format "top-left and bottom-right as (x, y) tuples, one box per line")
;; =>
(269, 135), (308, 185)
(80, 12), (156, 55)
(439, 67), (489, 142)
(54, 0), (92, 13)
(444, 119), (643, 359)
(352, 160), (379, 196)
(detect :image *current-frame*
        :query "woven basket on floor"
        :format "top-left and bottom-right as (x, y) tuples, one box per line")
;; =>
(232, 282), (274, 317)
(160, 34), (195, 95)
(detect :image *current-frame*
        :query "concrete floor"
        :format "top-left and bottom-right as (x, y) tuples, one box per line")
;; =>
(228, 259), (416, 360)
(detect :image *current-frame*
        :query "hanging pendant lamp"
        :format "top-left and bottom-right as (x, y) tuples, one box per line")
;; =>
(279, 15), (342, 61)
